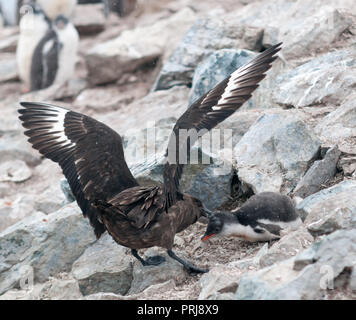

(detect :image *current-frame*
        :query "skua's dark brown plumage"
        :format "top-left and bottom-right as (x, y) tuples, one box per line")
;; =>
(18, 43), (282, 273)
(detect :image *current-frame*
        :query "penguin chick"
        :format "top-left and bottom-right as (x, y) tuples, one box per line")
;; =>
(37, 0), (77, 21)
(202, 192), (302, 242)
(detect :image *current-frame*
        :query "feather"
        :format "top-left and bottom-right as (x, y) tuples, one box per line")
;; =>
(162, 43), (282, 210)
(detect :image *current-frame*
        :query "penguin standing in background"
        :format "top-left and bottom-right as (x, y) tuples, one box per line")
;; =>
(16, 4), (51, 92)
(36, 0), (77, 21)
(202, 192), (303, 243)
(0, 7), (3, 28)
(50, 14), (79, 88)
(30, 14), (79, 91)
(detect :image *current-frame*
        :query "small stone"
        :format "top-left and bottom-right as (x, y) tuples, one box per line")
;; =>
(0, 53), (18, 83)
(128, 248), (187, 295)
(0, 160), (32, 183)
(85, 8), (197, 85)
(73, 4), (105, 35)
(233, 112), (321, 194)
(293, 145), (341, 198)
(296, 180), (356, 236)
(72, 234), (133, 296)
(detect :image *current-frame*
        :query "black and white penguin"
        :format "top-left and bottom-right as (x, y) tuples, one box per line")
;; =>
(30, 14), (79, 91)
(36, 0), (77, 21)
(16, 3), (51, 92)
(0, 7), (3, 28)
(202, 192), (302, 242)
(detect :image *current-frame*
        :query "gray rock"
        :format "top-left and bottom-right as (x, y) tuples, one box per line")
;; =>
(60, 179), (75, 203)
(0, 283), (46, 300)
(0, 53), (17, 83)
(20, 79), (87, 103)
(259, 226), (313, 268)
(39, 275), (83, 300)
(273, 49), (356, 108)
(350, 268), (356, 291)
(229, 243), (269, 271)
(307, 207), (356, 238)
(0, 28), (18, 53)
(0, 160), (32, 183)
(180, 154), (233, 211)
(128, 248), (187, 295)
(54, 79), (88, 100)
(293, 145), (341, 198)
(0, 274), (83, 300)
(85, 8), (197, 85)
(72, 233), (133, 296)
(235, 229), (356, 300)
(215, 110), (261, 148)
(73, 4), (105, 35)
(233, 112), (321, 194)
(0, 203), (96, 295)
(153, 17), (263, 91)
(199, 244), (270, 300)
(0, 99), (23, 134)
(0, 132), (41, 166)
(84, 280), (176, 300)
(262, 26), (279, 48)
(0, 194), (37, 233)
(73, 84), (141, 112)
(279, 7), (354, 60)
(33, 184), (67, 215)
(199, 265), (242, 300)
(188, 49), (256, 106)
(296, 180), (356, 236)
(315, 93), (356, 154)
(228, 0), (356, 59)
(338, 155), (356, 176)
(294, 229), (356, 286)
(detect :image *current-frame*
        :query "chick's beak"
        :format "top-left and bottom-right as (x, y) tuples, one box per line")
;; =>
(201, 233), (215, 241)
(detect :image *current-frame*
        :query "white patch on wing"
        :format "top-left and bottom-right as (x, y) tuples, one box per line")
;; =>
(216, 68), (243, 106)
(74, 158), (84, 165)
(42, 105), (76, 148)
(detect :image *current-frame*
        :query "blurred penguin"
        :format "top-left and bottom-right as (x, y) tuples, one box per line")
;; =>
(16, 3), (51, 92)
(0, 8), (3, 28)
(51, 15), (79, 88)
(36, 0), (77, 21)
(103, 0), (137, 17)
(30, 14), (79, 91)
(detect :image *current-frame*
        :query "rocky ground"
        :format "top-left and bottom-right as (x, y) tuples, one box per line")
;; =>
(0, 0), (356, 300)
